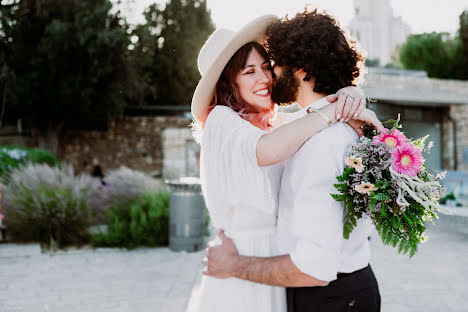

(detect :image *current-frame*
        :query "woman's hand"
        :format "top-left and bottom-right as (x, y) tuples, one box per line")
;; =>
(333, 86), (367, 122)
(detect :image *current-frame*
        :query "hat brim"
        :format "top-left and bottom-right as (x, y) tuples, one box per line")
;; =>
(191, 15), (278, 123)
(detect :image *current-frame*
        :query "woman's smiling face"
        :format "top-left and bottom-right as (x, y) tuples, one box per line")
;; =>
(235, 48), (274, 112)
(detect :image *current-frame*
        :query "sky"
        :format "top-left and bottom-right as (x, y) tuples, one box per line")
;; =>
(122, 0), (468, 35)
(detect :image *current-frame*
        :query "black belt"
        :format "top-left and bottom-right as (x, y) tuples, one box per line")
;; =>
(337, 265), (369, 279)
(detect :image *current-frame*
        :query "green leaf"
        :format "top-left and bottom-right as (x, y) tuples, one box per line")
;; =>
(343, 216), (355, 239)
(380, 180), (390, 190)
(411, 135), (429, 150)
(382, 115), (402, 129)
(398, 242), (405, 253)
(371, 192), (391, 202)
(381, 203), (387, 217)
(331, 193), (345, 201)
(336, 174), (346, 182)
(369, 200), (376, 213)
(333, 183), (348, 193)
(403, 213), (414, 225)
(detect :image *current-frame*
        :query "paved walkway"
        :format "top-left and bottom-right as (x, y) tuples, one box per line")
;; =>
(0, 214), (467, 312)
(370, 214), (468, 312)
(0, 245), (204, 312)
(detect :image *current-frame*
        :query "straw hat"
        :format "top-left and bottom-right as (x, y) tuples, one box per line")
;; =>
(191, 15), (279, 123)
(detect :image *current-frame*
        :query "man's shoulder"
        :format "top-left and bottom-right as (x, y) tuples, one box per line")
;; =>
(304, 122), (357, 147)
(287, 123), (354, 160)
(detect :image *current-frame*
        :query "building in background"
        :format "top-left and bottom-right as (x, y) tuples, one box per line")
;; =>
(362, 68), (468, 172)
(348, 0), (411, 66)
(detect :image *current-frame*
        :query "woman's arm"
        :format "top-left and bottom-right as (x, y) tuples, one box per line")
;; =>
(256, 103), (337, 166)
(256, 103), (384, 166)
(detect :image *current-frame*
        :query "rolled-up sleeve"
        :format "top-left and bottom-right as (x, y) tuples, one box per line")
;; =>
(202, 106), (278, 215)
(288, 124), (349, 282)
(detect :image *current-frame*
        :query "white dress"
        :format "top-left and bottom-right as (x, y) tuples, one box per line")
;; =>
(188, 105), (287, 312)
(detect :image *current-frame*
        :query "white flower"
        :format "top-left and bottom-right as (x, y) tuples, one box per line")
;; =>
(354, 182), (378, 195)
(7, 149), (27, 160)
(345, 156), (365, 173)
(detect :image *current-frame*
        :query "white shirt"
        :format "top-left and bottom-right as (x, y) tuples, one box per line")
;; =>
(277, 98), (373, 282)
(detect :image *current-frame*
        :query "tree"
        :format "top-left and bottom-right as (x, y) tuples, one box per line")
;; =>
(399, 32), (463, 79)
(0, 33), (12, 127)
(0, 0), (129, 153)
(365, 58), (380, 68)
(125, 0), (214, 107)
(459, 10), (468, 79)
(400, 11), (468, 80)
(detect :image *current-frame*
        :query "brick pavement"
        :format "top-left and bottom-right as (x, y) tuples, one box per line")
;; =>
(0, 214), (467, 312)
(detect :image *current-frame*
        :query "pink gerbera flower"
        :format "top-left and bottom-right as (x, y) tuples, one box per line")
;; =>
(373, 128), (407, 148)
(392, 143), (423, 177)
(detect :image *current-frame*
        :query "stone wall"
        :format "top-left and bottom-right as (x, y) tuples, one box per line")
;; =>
(3, 104), (468, 174)
(363, 69), (468, 171)
(441, 111), (455, 170)
(59, 116), (195, 178)
(162, 128), (200, 179)
(448, 105), (468, 171)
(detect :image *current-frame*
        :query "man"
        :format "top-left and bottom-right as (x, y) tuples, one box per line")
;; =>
(204, 9), (381, 312)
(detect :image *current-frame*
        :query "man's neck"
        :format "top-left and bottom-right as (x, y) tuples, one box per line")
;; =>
(296, 84), (327, 108)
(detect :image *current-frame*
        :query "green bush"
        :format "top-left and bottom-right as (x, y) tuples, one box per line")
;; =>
(0, 146), (60, 183)
(439, 192), (456, 205)
(4, 164), (101, 247)
(91, 191), (170, 249)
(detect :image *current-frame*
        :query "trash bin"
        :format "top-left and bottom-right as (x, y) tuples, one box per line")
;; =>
(166, 177), (206, 252)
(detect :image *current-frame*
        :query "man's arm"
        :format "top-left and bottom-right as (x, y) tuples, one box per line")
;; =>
(204, 231), (328, 287)
(204, 125), (350, 286)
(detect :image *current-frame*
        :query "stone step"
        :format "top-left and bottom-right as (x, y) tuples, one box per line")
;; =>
(0, 243), (41, 258)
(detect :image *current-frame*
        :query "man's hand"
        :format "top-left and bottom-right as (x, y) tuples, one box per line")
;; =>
(203, 230), (239, 279)
(347, 119), (364, 137)
(354, 108), (385, 132)
(202, 231), (329, 287)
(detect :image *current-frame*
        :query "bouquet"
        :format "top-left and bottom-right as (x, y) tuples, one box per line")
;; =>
(332, 116), (446, 257)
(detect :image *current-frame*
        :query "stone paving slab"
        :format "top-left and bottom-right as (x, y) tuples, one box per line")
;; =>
(369, 214), (468, 312)
(0, 244), (41, 258)
(0, 214), (466, 312)
(0, 245), (204, 312)
(187, 214), (468, 312)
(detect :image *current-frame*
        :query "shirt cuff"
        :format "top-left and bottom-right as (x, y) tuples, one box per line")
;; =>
(290, 240), (340, 282)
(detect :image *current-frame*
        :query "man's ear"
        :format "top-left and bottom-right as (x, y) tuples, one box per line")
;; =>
(295, 68), (307, 81)
(295, 69), (315, 88)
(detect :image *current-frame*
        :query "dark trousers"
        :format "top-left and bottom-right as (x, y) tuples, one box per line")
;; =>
(287, 265), (381, 312)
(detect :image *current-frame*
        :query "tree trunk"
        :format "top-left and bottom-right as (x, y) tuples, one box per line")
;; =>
(0, 75), (7, 128)
(36, 122), (64, 155)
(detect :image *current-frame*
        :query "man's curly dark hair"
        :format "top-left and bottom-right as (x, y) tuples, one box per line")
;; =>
(265, 9), (365, 95)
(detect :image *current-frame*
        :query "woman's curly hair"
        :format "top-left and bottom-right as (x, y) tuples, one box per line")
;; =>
(265, 9), (366, 94)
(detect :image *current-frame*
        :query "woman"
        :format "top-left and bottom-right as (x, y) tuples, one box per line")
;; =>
(188, 15), (382, 312)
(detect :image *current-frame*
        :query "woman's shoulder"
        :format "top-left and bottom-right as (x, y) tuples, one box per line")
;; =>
(206, 105), (247, 128)
(209, 105), (238, 118)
